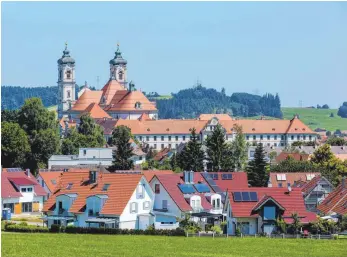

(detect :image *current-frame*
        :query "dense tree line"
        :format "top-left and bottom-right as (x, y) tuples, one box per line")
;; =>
(156, 84), (282, 119)
(337, 102), (347, 118)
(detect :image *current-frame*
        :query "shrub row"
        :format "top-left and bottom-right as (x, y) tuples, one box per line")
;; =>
(5, 224), (49, 233)
(50, 225), (185, 236)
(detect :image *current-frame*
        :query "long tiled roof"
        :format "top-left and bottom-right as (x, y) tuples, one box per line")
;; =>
(317, 179), (347, 216)
(142, 170), (174, 183)
(43, 172), (142, 215)
(71, 91), (103, 111)
(1, 171), (47, 198)
(269, 172), (321, 188)
(228, 187), (317, 223)
(275, 152), (310, 163)
(199, 114), (233, 121)
(208, 172), (249, 191)
(38, 171), (62, 193)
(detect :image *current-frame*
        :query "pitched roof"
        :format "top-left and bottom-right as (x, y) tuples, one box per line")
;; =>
(269, 172), (321, 188)
(38, 172), (62, 193)
(138, 113), (151, 121)
(317, 179), (347, 216)
(208, 172), (249, 191)
(43, 172), (143, 215)
(142, 170), (174, 183)
(154, 173), (215, 212)
(275, 152), (310, 163)
(79, 103), (111, 119)
(199, 114), (233, 121)
(71, 90), (103, 111)
(228, 187), (316, 223)
(105, 90), (157, 111)
(101, 79), (126, 105)
(95, 118), (118, 135)
(286, 116), (315, 134)
(300, 176), (333, 196)
(1, 171), (47, 198)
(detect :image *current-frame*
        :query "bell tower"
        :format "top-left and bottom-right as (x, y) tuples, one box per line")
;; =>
(109, 43), (128, 88)
(57, 42), (76, 119)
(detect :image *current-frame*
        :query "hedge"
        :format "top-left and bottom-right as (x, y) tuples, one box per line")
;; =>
(5, 224), (49, 233)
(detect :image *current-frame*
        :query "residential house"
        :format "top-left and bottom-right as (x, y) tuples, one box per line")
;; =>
(149, 171), (230, 230)
(225, 187), (317, 235)
(42, 171), (155, 229)
(317, 178), (347, 217)
(37, 171), (63, 198)
(299, 176), (334, 213)
(268, 172), (321, 188)
(1, 169), (47, 214)
(275, 152), (310, 164)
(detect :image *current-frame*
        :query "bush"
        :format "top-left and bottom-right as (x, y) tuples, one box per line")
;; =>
(205, 224), (213, 232)
(211, 225), (222, 235)
(220, 221), (227, 232)
(49, 224), (61, 233)
(18, 221), (28, 226)
(5, 224), (49, 233)
(235, 227), (241, 237)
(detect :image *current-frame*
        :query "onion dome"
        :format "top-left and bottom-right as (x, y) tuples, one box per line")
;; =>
(58, 42), (75, 65)
(109, 43), (127, 65)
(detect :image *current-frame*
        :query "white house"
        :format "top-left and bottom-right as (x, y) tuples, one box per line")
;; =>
(1, 169), (47, 214)
(42, 171), (154, 229)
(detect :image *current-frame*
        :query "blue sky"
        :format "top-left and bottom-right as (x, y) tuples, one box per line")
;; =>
(2, 1), (347, 108)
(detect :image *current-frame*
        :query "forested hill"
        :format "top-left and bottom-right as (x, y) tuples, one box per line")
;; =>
(1, 84), (282, 119)
(155, 85), (282, 119)
(1, 86), (59, 110)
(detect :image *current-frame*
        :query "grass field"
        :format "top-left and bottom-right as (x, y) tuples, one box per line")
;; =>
(282, 107), (346, 132)
(2, 233), (346, 257)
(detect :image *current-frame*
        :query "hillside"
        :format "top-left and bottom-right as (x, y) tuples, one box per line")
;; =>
(281, 107), (347, 131)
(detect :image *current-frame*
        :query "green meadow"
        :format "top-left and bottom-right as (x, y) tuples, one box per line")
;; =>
(2, 232), (346, 257)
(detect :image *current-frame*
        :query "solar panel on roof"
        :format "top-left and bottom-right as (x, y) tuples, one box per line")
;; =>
(194, 183), (210, 193)
(178, 184), (196, 194)
(242, 192), (250, 201)
(233, 192), (242, 202)
(249, 192), (258, 201)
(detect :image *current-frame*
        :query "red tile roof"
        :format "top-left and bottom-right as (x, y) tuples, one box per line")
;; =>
(43, 172), (143, 215)
(38, 172), (62, 193)
(1, 172), (47, 198)
(300, 176), (332, 196)
(208, 172), (249, 191)
(228, 187), (316, 223)
(199, 114), (233, 121)
(71, 91), (103, 111)
(142, 170), (174, 183)
(269, 172), (320, 188)
(275, 152), (310, 163)
(79, 103), (111, 119)
(154, 173), (215, 212)
(101, 79), (126, 105)
(317, 179), (347, 216)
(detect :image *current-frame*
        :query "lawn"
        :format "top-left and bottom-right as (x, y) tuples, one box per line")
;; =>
(282, 107), (347, 132)
(2, 233), (346, 257)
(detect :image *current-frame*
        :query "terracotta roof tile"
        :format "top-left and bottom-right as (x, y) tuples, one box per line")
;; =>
(101, 79), (126, 105)
(142, 170), (174, 183)
(269, 172), (320, 188)
(38, 172), (62, 193)
(79, 103), (111, 119)
(275, 152), (310, 163)
(199, 114), (233, 121)
(43, 172), (142, 215)
(208, 172), (249, 191)
(71, 91), (103, 111)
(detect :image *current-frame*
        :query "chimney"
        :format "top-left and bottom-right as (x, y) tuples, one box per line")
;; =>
(189, 171), (194, 184)
(287, 185), (292, 194)
(25, 169), (30, 177)
(342, 177), (346, 189)
(183, 171), (190, 184)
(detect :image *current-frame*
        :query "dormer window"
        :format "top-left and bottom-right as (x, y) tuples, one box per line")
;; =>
(66, 183), (73, 190)
(102, 184), (110, 191)
(135, 102), (142, 109)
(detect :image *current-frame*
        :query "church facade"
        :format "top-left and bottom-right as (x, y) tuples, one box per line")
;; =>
(57, 44), (158, 121)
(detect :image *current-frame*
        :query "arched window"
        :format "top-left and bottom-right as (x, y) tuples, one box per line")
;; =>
(67, 90), (71, 98)
(118, 70), (123, 80)
(66, 70), (71, 79)
(135, 102), (142, 109)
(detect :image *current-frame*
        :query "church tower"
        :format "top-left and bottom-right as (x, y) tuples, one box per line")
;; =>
(109, 43), (128, 88)
(57, 43), (76, 119)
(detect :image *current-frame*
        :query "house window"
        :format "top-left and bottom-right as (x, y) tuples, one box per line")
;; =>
(27, 187), (33, 192)
(183, 136), (186, 141)
(21, 202), (32, 213)
(143, 201), (150, 210)
(139, 156), (143, 161)
(168, 136), (171, 141)
(58, 201), (63, 210)
(297, 135), (300, 140)
(309, 135), (312, 141)
(175, 136), (178, 141)
(291, 135), (294, 140)
(278, 183), (283, 188)
(260, 135), (263, 140)
(161, 144), (164, 149)
(83, 149), (87, 155)
(162, 200), (168, 210)
(130, 202), (137, 213)
(263, 206), (276, 220)
(139, 136), (142, 141)
(102, 184), (110, 191)
(154, 136), (157, 141)
(66, 183), (73, 190)
(267, 135), (270, 140)
(53, 220), (61, 225)
(155, 184), (160, 194)
(303, 135), (306, 140)
(281, 135), (284, 140)
(66, 70), (71, 79)
(118, 70), (123, 80)
(137, 184), (145, 199)
(253, 135), (256, 140)
(161, 136), (164, 141)
(146, 136), (149, 141)
(281, 143), (284, 146)
(21, 188), (27, 192)
(168, 144), (171, 149)
(287, 183), (291, 187)
(246, 136), (249, 140)
(274, 143), (277, 147)
(274, 135), (277, 140)
(135, 102), (142, 109)
(154, 144), (157, 149)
